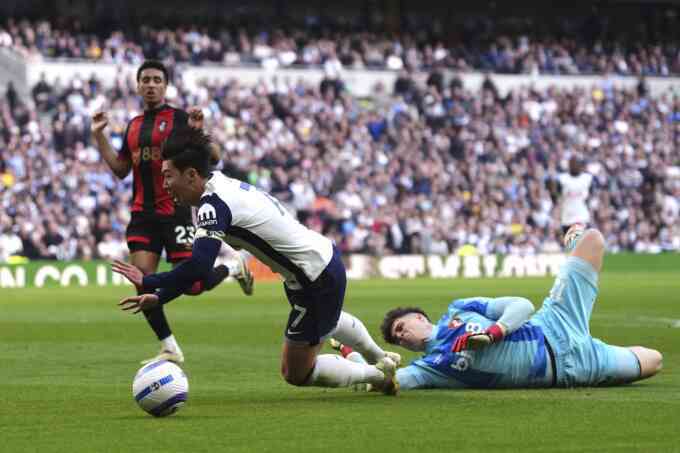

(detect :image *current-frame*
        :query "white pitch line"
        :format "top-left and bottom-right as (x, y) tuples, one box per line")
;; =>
(636, 316), (680, 327)
(592, 314), (680, 328)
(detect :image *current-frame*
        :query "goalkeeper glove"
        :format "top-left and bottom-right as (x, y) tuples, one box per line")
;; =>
(451, 324), (505, 353)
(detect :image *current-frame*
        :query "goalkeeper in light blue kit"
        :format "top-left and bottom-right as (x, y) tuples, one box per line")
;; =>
(334, 225), (663, 391)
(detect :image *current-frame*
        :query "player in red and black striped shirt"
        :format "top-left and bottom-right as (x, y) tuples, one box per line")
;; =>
(91, 61), (253, 364)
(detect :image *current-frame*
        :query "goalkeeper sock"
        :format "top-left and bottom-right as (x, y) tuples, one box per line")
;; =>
(306, 354), (383, 387)
(332, 312), (385, 364)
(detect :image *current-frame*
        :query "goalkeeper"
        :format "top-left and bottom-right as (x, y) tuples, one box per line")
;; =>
(336, 225), (663, 390)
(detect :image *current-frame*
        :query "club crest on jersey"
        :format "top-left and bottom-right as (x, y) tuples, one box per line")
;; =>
(158, 120), (167, 132)
(197, 204), (217, 227)
(448, 318), (463, 329)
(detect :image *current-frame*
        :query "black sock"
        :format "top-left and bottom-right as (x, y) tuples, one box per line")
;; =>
(141, 288), (172, 340)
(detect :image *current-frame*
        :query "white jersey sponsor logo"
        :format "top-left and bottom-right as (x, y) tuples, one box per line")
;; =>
(197, 204), (217, 226)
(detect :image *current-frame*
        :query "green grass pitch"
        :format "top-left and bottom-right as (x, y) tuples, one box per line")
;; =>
(2, 270), (679, 453)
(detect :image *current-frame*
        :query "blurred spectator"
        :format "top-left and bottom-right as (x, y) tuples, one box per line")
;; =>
(0, 62), (679, 263)
(3, 13), (680, 76)
(0, 227), (23, 261)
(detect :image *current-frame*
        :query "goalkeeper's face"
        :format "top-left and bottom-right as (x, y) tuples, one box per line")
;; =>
(390, 313), (432, 352)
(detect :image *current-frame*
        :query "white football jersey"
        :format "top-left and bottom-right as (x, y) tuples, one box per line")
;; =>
(557, 172), (593, 226)
(194, 172), (333, 289)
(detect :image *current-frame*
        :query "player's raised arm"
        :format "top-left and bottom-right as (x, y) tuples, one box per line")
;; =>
(187, 107), (221, 164)
(91, 111), (132, 179)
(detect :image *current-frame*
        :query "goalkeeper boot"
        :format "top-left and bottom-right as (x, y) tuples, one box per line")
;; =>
(564, 223), (586, 253)
(141, 349), (185, 365)
(376, 357), (399, 396)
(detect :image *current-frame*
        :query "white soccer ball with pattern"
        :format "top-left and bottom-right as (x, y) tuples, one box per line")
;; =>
(132, 360), (189, 417)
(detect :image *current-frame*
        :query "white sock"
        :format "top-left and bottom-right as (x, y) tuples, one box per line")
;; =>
(332, 311), (385, 363)
(307, 354), (384, 388)
(161, 334), (182, 353)
(227, 259), (242, 278)
(347, 351), (368, 364)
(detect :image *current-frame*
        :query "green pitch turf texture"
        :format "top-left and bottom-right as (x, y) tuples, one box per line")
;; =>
(2, 270), (679, 453)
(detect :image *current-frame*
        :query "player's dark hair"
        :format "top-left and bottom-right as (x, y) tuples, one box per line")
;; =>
(380, 307), (430, 345)
(162, 126), (213, 178)
(137, 60), (169, 83)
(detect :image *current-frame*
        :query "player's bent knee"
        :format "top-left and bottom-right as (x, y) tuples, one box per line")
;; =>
(572, 229), (605, 272)
(284, 377), (307, 387)
(281, 365), (313, 386)
(647, 349), (663, 375)
(281, 341), (320, 386)
(581, 229), (605, 253)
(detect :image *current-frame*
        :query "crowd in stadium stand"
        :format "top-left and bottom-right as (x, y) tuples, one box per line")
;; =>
(2, 14), (680, 76)
(1, 64), (679, 262)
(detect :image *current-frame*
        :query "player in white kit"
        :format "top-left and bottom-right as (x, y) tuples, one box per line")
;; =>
(556, 157), (593, 234)
(113, 127), (401, 395)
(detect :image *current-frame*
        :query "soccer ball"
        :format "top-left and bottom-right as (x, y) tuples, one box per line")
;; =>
(132, 360), (189, 417)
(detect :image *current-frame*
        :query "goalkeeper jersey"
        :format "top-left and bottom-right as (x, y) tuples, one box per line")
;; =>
(400, 298), (554, 389)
